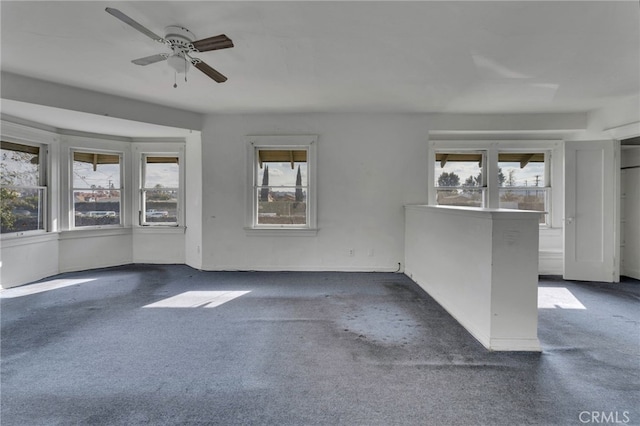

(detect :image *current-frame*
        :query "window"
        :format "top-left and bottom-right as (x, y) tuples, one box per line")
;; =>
(1, 141), (46, 234)
(246, 135), (317, 232)
(71, 150), (122, 227)
(141, 155), (180, 226)
(434, 152), (485, 207)
(256, 149), (308, 225)
(431, 145), (551, 225)
(498, 152), (549, 223)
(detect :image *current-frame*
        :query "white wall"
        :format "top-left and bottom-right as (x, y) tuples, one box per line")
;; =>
(184, 132), (204, 269)
(2, 106), (598, 286)
(58, 230), (133, 273)
(199, 113), (430, 271)
(405, 205), (541, 351)
(1, 235), (59, 288)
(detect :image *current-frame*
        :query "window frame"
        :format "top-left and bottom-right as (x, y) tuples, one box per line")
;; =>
(497, 149), (551, 225)
(245, 135), (318, 235)
(139, 152), (183, 227)
(70, 147), (124, 229)
(429, 140), (558, 227)
(1, 140), (48, 236)
(433, 150), (487, 208)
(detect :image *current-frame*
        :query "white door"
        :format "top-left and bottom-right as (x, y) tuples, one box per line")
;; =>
(621, 166), (640, 280)
(564, 140), (619, 282)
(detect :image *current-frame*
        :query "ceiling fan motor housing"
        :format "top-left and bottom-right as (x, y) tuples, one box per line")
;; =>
(164, 25), (196, 53)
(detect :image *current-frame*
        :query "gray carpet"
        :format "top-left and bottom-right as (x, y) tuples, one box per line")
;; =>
(1, 265), (638, 425)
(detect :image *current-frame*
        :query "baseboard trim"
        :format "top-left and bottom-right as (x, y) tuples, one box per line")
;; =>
(199, 265), (402, 273)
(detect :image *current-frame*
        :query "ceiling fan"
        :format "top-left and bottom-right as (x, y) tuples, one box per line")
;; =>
(105, 7), (233, 86)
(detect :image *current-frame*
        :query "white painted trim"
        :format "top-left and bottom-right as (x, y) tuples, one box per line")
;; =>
(58, 227), (132, 240)
(605, 121), (640, 140)
(488, 338), (542, 352)
(245, 135), (318, 231)
(133, 226), (186, 235)
(200, 265), (401, 272)
(1, 120), (59, 145)
(132, 142), (186, 228)
(58, 260), (132, 274)
(0, 232), (58, 248)
(132, 259), (184, 265)
(243, 227), (319, 237)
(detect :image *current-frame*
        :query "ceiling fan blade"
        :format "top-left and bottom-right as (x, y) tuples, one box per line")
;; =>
(105, 7), (164, 42)
(193, 61), (228, 83)
(132, 54), (168, 66)
(192, 34), (234, 52)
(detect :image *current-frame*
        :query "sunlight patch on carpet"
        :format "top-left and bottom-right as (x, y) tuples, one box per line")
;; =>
(538, 287), (586, 309)
(143, 291), (251, 308)
(1, 278), (98, 298)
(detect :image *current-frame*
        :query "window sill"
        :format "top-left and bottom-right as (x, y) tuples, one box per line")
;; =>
(134, 226), (185, 235)
(59, 227), (132, 240)
(1, 231), (57, 247)
(244, 227), (318, 237)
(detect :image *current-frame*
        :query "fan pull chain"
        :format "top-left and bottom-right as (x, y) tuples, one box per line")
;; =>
(174, 71), (177, 89)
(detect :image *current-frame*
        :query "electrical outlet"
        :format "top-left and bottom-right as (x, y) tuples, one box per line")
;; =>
(348, 248), (355, 257)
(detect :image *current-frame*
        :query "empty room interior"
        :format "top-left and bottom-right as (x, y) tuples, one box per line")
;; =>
(1, 1), (639, 425)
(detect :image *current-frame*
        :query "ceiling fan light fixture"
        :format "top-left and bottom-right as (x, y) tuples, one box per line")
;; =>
(167, 53), (190, 74)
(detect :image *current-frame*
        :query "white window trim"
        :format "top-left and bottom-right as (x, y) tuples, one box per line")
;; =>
(433, 149), (487, 207)
(0, 139), (48, 237)
(69, 147), (125, 230)
(1, 121), (58, 238)
(429, 140), (561, 227)
(244, 135), (318, 235)
(134, 146), (185, 228)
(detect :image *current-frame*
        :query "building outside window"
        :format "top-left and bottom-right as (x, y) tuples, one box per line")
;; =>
(140, 155), (180, 226)
(71, 150), (122, 227)
(1, 141), (46, 234)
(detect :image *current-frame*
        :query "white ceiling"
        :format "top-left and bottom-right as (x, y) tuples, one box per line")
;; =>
(1, 1), (639, 118)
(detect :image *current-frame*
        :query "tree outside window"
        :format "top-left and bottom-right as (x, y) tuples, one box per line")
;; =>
(1, 141), (45, 234)
(255, 149), (308, 225)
